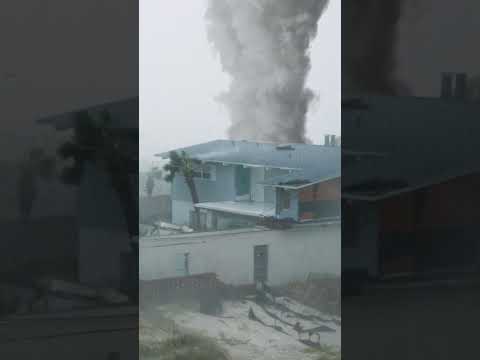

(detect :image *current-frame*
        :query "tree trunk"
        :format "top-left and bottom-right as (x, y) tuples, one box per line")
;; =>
(185, 176), (201, 230)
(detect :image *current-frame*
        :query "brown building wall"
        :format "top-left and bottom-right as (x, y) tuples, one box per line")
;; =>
(380, 172), (480, 233)
(378, 172), (480, 275)
(299, 177), (341, 202)
(298, 177), (341, 220)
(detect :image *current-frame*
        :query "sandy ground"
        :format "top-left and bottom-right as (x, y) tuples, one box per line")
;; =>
(158, 297), (340, 360)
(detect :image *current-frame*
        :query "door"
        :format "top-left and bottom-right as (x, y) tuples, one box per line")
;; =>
(253, 245), (268, 283)
(235, 166), (251, 197)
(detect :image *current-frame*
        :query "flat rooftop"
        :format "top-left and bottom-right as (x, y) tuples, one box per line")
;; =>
(195, 200), (276, 217)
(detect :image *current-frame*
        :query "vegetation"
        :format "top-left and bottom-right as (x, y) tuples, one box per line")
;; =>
(163, 151), (201, 230)
(145, 166), (163, 197)
(57, 110), (138, 237)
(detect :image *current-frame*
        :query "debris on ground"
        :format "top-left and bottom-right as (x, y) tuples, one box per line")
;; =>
(285, 274), (340, 317)
(157, 296), (340, 360)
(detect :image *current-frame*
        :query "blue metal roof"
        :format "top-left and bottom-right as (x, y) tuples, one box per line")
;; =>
(342, 95), (480, 199)
(157, 140), (340, 188)
(37, 97), (138, 130)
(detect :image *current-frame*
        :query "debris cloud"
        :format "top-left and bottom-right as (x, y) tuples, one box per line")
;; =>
(206, 0), (329, 143)
(342, 0), (410, 95)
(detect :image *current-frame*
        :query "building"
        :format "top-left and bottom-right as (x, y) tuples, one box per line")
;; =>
(38, 97), (138, 290)
(342, 84), (480, 280)
(158, 140), (341, 231)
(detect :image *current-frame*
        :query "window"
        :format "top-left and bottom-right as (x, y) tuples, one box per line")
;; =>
(280, 189), (291, 210)
(192, 164), (216, 180)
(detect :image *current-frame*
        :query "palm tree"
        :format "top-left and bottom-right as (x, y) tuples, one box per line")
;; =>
(163, 151), (201, 230)
(57, 110), (138, 238)
(145, 174), (155, 197)
(144, 166), (162, 197)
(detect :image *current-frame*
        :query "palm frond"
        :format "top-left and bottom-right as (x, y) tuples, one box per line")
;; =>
(164, 173), (175, 183)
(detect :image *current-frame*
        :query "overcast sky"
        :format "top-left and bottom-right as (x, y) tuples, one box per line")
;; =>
(139, 0), (341, 161)
(2, 0), (478, 165)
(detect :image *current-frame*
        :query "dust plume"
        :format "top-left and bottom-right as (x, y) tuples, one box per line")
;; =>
(206, 0), (329, 143)
(342, 0), (410, 95)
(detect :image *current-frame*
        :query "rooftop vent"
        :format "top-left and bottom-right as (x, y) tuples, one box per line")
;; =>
(440, 72), (468, 100)
(276, 144), (295, 150)
(441, 72), (453, 98)
(324, 134), (330, 147)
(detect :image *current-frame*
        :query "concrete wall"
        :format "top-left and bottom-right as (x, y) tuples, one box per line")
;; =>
(140, 222), (340, 286)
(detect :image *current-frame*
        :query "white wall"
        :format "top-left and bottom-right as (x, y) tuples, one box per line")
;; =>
(140, 222), (340, 286)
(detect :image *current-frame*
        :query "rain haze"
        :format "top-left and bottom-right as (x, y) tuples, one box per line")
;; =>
(139, 0), (341, 164)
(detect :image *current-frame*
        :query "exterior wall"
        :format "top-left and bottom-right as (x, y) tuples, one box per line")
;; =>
(171, 164), (235, 225)
(171, 164), (235, 203)
(140, 222), (340, 286)
(299, 178), (341, 221)
(78, 163), (131, 288)
(378, 173), (480, 275)
(342, 201), (380, 277)
(343, 173), (480, 278)
(276, 189), (299, 220)
(171, 165), (297, 225)
(250, 167), (265, 202)
(212, 212), (257, 230)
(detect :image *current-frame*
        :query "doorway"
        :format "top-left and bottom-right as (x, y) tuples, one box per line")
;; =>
(253, 245), (269, 283)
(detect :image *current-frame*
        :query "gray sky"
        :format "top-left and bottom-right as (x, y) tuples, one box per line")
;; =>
(396, 0), (480, 96)
(139, 0), (341, 161)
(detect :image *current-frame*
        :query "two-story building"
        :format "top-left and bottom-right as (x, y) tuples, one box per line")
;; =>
(157, 140), (341, 231)
(342, 83), (480, 280)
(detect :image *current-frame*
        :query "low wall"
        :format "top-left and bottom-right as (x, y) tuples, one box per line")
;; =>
(140, 222), (340, 287)
(140, 273), (223, 307)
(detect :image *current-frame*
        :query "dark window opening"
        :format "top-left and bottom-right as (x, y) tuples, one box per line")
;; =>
(277, 189), (291, 211)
